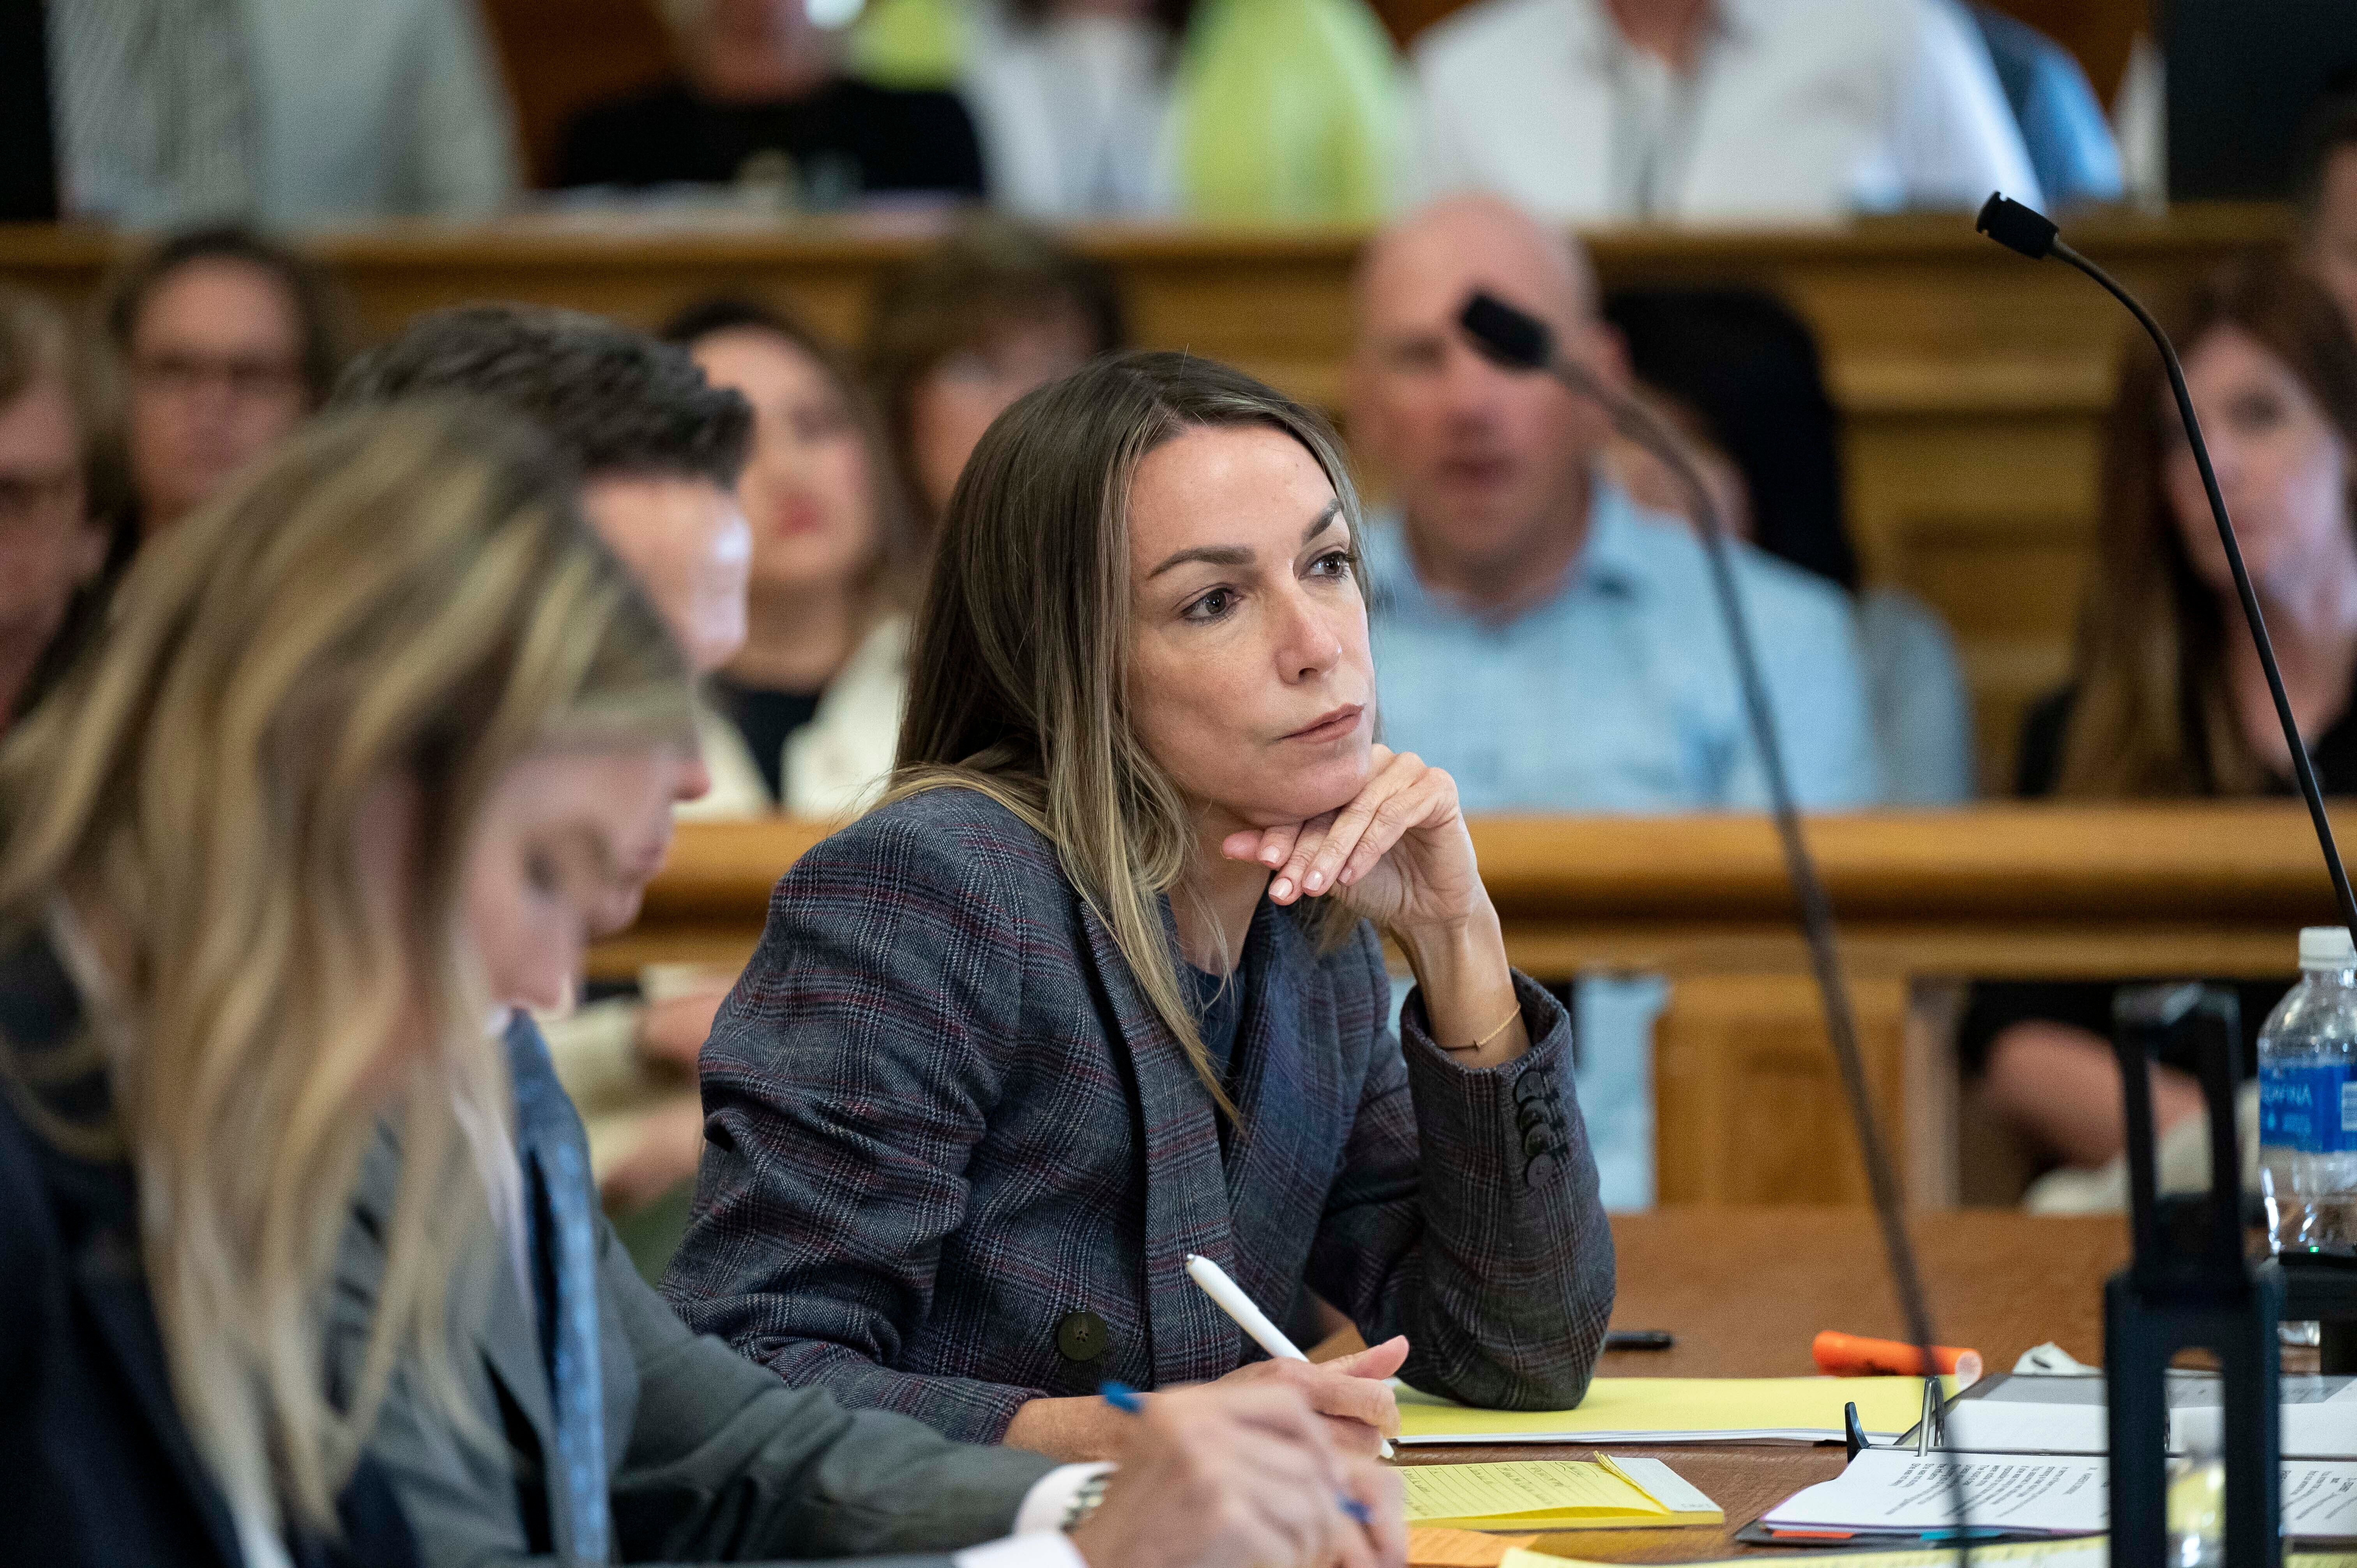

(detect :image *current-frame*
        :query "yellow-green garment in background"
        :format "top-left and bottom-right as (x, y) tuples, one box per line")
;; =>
(848, 0), (970, 87)
(849, 0), (1403, 222)
(1169, 0), (1401, 222)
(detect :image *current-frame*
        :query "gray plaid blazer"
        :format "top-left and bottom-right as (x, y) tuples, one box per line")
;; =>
(662, 788), (1615, 1444)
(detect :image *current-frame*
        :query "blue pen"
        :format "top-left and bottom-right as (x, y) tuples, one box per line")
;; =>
(1099, 1381), (1376, 1527)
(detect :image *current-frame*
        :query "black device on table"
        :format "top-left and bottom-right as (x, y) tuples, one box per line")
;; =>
(1603, 1330), (1675, 1352)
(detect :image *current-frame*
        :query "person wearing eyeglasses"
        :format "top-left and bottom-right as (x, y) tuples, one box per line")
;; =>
(92, 227), (348, 542)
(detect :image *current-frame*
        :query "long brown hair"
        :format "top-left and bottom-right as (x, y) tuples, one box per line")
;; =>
(0, 401), (693, 1533)
(890, 352), (1360, 1113)
(2055, 255), (2357, 796)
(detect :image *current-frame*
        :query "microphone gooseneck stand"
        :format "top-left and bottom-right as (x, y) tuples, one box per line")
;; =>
(1976, 190), (2357, 1567)
(1456, 291), (1971, 1552)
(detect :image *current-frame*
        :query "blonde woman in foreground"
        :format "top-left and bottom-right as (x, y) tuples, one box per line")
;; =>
(0, 389), (1404, 1568)
(0, 401), (701, 1568)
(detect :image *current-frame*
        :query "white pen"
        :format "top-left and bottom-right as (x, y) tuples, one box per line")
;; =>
(1183, 1252), (1396, 1459)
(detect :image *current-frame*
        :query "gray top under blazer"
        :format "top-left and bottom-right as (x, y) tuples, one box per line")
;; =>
(662, 788), (1616, 1444)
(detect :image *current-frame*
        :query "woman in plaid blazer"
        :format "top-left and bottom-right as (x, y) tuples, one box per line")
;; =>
(663, 353), (1615, 1461)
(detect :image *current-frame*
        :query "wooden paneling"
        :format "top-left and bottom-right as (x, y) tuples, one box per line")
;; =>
(1977, 0), (2151, 104)
(583, 802), (2349, 1206)
(1650, 973), (1910, 1205)
(478, 0), (673, 187)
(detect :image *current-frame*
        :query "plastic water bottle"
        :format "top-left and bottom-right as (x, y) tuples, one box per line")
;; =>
(2258, 926), (2357, 1256)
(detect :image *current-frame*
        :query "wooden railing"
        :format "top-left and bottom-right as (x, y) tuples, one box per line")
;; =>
(589, 802), (2341, 1208)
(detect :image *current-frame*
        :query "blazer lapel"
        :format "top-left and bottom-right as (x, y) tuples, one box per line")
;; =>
(1219, 906), (1351, 1333)
(68, 1210), (245, 1568)
(1076, 898), (1239, 1384)
(470, 1229), (558, 1466)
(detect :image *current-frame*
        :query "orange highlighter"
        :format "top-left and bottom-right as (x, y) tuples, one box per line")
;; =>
(1812, 1330), (1984, 1387)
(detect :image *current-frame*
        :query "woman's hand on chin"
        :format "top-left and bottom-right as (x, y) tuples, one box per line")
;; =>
(1222, 747), (1529, 1066)
(1219, 745), (1487, 941)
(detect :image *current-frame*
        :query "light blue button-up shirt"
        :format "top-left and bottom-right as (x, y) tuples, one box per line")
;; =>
(1361, 480), (1880, 1209)
(1362, 479), (1881, 813)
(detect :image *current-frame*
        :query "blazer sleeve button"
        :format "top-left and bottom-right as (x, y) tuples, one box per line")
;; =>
(1057, 1309), (1112, 1363)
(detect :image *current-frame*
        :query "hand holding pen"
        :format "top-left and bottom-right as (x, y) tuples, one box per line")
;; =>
(1069, 1382), (1405, 1568)
(1185, 1253), (1405, 1460)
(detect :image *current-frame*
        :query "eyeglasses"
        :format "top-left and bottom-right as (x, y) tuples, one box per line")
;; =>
(131, 351), (304, 403)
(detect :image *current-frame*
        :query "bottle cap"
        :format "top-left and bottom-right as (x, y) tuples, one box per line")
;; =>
(2300, 927), (2357, 969)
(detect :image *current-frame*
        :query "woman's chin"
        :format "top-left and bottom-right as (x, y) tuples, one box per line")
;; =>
(1243, 766), (1371, 828)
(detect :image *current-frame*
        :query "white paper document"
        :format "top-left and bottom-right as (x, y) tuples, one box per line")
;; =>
(1765, 1452), (2111, 1536)
(1765, 1450), (2357, 1541)
(1940, 1374), (2357, 1459)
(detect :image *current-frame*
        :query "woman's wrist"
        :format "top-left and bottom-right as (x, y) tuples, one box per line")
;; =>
(1393, 898), (1503, 994)
(1003, 1395), (1124, 1463)
(1396, 901), (1530, 1067)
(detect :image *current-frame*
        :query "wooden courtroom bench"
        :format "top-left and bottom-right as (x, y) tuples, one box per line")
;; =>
(0, 203), (2288, 786)
(586, 802), (2346, 1210)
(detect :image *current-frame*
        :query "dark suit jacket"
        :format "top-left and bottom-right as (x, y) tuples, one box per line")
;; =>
(330, 1029), (1059, 1568)
(663, 788), (1616, 1443)
(0, 938), (415, 1568)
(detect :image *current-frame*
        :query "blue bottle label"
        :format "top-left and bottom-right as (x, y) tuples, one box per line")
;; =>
(2261, 1064), (2357, 1154)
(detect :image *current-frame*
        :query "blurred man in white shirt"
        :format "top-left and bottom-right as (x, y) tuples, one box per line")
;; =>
(1408, 0), (2041, 223)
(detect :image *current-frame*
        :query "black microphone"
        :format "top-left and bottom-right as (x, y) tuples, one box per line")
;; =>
(1974, 192), (2357, 936)
(1458, 290), (1968, 1542)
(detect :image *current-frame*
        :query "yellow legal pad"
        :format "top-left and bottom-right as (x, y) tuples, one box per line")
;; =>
(1406, 1525), (1537, 1566)
(1394, 1376), (1941, 1446)
(1401, 1455), (1722, 1532)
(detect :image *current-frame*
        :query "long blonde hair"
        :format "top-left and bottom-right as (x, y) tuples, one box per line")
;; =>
(2057, 255), (2357, 796)
(891, 352), (1363, 1114)
(0, 401), (694, 1533)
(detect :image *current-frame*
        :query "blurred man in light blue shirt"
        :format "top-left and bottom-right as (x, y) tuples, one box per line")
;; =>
(1360, 490), (1880, 813)
(1347, 195), (1879, 1207)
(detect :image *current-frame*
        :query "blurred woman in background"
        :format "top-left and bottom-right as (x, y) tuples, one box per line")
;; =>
(665, 298), (916, 819)
(0, 290), (111, 731)
(861, 219), (1125, 532)
(0, 401), (695, 1565)
(94, 227), (347, 541)
(576, 298), (913, 1245)
(1962, 255), (2357, 1178)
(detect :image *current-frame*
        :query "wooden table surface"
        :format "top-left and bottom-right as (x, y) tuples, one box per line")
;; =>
(1387, 1208), (2128, 1563)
